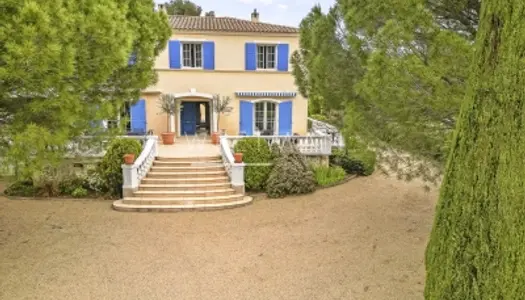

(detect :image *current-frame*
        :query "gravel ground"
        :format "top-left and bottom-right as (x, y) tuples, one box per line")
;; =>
(0, 174), (437, 300)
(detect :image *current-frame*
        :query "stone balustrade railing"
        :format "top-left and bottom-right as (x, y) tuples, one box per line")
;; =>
(122, 135), (158, 197)
(223, 135), (332, 156)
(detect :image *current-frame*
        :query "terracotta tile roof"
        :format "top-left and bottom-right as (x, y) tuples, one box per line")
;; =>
(168, 15), (299, 34)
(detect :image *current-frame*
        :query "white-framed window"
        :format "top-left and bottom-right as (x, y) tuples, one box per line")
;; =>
(257, 45), (276, 69)
(254, 101), (277, 134)
(182, 43), (203, 68)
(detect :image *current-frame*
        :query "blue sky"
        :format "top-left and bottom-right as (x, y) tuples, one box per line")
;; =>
(155, 0), (335, 26)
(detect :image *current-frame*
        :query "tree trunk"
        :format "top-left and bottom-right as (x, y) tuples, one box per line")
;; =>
(425, 1), (525, 299)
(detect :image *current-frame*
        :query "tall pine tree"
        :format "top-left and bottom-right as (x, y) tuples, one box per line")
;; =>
(425, 0), (525, 298)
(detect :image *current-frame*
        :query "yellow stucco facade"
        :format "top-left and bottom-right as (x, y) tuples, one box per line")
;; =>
(141, 30), (308, 137)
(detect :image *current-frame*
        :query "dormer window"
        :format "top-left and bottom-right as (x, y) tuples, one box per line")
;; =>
(257, 45), (276, 69)
(182, 42), (203, 68)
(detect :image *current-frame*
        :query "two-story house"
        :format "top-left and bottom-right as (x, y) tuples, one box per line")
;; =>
(128, 8), (307, 139)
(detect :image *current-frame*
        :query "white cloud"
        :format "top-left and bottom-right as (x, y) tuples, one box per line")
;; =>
(237, 0), (254, 3)
(259, 0), (273, 4)
(277, 4), (288, 10)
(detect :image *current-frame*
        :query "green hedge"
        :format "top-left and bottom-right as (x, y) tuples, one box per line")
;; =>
(312, 165), (346, 186)
(97, 138), (142, 197)
(233, 138), (273, 191)
(330, 147), (376, 176)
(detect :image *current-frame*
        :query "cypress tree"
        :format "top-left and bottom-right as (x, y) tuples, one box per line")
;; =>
(425, 1), (525, 298)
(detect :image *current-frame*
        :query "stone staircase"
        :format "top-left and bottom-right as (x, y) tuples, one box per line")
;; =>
(112, 155), (252, 212)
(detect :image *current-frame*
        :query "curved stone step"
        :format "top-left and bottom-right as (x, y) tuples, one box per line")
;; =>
(113, 196), (252, 212)
(115, 195), (252, 209)
(146, 171), (227, 179)
(132, 188), (235, 198)
(139, 182), (231, 191)
(141, 177), (230, 184)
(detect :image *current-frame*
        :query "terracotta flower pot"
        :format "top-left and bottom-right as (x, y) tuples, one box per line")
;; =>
(123, 154), (135, 165)
(161, 132), (175, 145)
(211, 132), (220, 145)
(234, 152), (243, 163)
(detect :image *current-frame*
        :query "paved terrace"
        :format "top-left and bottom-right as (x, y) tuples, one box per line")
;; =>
(157, 137), (221, 158)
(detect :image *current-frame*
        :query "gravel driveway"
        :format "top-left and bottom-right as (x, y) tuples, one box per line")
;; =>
(0, 174), (437, 300)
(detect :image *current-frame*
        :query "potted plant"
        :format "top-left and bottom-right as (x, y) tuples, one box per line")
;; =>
(211, 94), (233, 144)
(123, 153), (135, 165)
(158, 93), (177, 145)
(233, 152), (243, 163)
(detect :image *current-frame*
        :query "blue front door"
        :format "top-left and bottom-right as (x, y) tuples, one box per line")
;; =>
(181, 102), (197, 135)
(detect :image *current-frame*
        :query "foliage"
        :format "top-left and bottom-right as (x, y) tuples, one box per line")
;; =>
(59, 175), (88, 196)
(164, 0), (202, 16)
(0, 0), (171, 179)
(71, 187), (88, 198)
(312, 165), (346, 186)
(4, 179), (37, 197)
(330, 146), (376, 177)
(425, 1), (525, 298)
(233, 138), (272, 191)
(158, 93), (177, 132)
(212, 94), (232, 132)
(266, 144), (316, 198)
(293, 0), (478, 182)
(97, 138), (142, 197)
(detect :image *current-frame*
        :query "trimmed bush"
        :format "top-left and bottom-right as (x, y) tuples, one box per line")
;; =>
(266, 144), (316, 198)
(58, 176), (86, 195)
(330, 147), (376, 176)
(97, 138), (142, 197)
(233, 138), (273, 191)
(312, 165), (346, 186)
(4, 179), (38, 197)
(71, 187), (88, 198)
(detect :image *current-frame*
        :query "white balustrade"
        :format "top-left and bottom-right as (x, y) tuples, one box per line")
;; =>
(220, 136), (245, 193)
(122, 135), (158, 196)
(223, 135), (332, 156)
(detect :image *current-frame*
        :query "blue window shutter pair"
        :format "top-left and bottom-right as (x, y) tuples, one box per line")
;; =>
(169, 40), (215, 70)
(239, 101), (293, 136)
(130, 99), (147, 134)
(245, 43), (289, 71)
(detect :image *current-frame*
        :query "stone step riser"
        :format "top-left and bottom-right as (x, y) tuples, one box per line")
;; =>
(122, 195), (244, 206)
(149, 166), (225, 173)
(156, 156), (221, 162)
(152, 161), (222, 167)
(141, 178), (230, 185)
(133, 190), (235, 198)
(146, 172), (227, 179)
(139, 184), (231, 192)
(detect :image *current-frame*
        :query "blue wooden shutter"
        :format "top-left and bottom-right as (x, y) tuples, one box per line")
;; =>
(130, 99), (147, 134)
(239, 101), (254, 135)
(277, 44), (289, 71)
(278, 101), (292, 135)
(245, 43), (256, 71)
(169, 40), (181, 69)
(128, 52), (137, 66)
(203, 41), (215, 70)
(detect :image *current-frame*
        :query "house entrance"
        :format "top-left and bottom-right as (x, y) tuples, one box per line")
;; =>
(180, 101), (211, 136)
